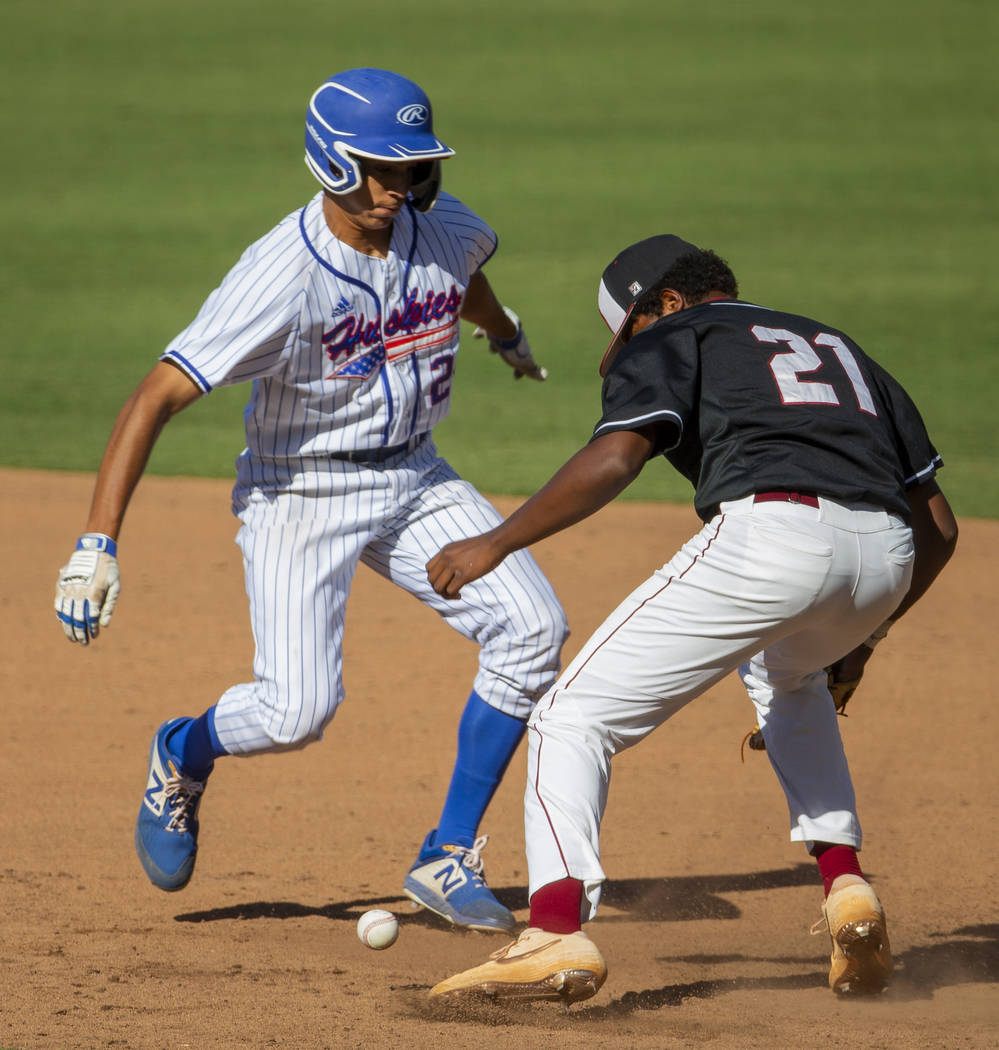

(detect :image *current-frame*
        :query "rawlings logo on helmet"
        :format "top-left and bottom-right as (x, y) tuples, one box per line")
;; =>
(396, 104), (428, 126)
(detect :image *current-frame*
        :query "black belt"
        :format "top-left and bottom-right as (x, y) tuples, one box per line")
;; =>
(754, 491), (820, 508)
(329, 434), (426, 466)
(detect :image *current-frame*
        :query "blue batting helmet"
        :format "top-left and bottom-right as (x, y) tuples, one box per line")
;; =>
(305, 68), (455, 200)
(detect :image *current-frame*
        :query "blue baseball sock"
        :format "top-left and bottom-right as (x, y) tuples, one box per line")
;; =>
(433, 690), (527, 849)
(167, 707), (227, 778)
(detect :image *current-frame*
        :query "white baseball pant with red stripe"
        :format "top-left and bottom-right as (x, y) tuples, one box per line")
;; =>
(523, 493), (913, 919)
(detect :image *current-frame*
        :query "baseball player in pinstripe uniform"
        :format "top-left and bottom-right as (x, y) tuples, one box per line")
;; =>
(53, 68), (566, 934)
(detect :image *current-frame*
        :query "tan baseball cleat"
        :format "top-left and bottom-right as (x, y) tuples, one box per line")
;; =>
(819, 879), (893, 995)
(429, 926), (607, 1006)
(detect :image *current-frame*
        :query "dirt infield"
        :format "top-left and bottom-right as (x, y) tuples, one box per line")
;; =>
(3, 467), (997, 1049)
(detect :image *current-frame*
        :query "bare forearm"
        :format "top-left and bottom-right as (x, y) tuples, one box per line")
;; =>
(85, 401), (168, 537)
(891, 482), (958, 622)
(84, 362), (202, 538)
(492, 443), (643, 556)
(427, 429), (655, 599)
(460, 270), (517, 338)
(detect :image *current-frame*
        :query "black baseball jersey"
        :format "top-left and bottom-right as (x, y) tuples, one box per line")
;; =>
(594, 299), (942, 522)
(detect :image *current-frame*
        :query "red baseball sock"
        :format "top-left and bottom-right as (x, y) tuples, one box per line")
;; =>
(529, 877), (583, 933)
(813, 843), (865, 897)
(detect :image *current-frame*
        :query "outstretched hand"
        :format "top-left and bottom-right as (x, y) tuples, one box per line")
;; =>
(427, 534), (505, 599)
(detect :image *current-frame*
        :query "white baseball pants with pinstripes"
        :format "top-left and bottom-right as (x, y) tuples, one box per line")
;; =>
(523, 494), (913, 920)
(212, 439), (567, 755)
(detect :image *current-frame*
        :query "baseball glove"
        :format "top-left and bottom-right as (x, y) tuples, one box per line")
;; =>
(740, 723), (767, 762)
(824, 643), (874, 716)
(826, 670), (862, 714)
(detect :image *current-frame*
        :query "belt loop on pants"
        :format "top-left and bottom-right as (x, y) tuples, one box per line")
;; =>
(329, 433), (427, 466)
(753, 491), (820, 508)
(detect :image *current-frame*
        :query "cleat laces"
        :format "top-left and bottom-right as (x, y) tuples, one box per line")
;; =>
(810, 915), (829, 936)
(450, 834), (490, 879)
(488, 939), (519, 962)
(163, 762), (205, 833)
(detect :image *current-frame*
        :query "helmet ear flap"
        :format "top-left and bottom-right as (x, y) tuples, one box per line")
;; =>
(327, 143), (365, 194)
(305, 140), (364, 195)
(410, 160), (434, 184)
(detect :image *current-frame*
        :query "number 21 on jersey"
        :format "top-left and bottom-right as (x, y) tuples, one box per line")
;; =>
(751, 325), (877, 416)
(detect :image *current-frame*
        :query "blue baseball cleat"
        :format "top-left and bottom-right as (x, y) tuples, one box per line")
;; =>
(134, 718), (209, 891)
(404, 832), (517, 934)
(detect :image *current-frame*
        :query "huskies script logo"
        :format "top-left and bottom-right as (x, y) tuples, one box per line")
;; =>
(323, 285), (462, 379)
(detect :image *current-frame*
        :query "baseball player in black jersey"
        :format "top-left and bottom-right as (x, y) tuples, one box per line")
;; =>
(424, 235), (958, 1005)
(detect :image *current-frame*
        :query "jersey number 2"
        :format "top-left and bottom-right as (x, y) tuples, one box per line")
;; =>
(751, 325), (877, 416)
(430, 352), (454, 405)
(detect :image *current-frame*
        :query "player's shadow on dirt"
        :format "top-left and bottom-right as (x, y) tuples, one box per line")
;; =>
(596, 863), (820, 921)
(172, 864), (819, 929)
(890, 924), (999, 1000)
(175, 894), (415, 924)
(174, 894), (501, 934)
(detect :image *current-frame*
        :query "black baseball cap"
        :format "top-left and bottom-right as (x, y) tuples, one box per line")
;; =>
(597, 234), (700, 376)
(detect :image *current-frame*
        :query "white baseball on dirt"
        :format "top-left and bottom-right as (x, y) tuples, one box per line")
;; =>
(356, 909), (399, 950)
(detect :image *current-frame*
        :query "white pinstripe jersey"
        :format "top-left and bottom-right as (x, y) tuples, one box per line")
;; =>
(161, 191), (496, 464)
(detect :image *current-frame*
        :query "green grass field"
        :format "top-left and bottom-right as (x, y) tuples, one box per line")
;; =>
(2, 0), (996, 514)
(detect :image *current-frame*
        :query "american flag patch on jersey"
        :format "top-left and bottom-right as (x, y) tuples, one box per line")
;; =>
(327, 344), (387, 380)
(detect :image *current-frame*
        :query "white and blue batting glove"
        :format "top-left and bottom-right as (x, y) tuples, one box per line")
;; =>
(473, 306), (549, 381)
(54, 533), (121, 645)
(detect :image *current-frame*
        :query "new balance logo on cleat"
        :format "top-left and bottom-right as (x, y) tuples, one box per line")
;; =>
(143, 759), (169, 816)
(433, 859), (469, 896)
